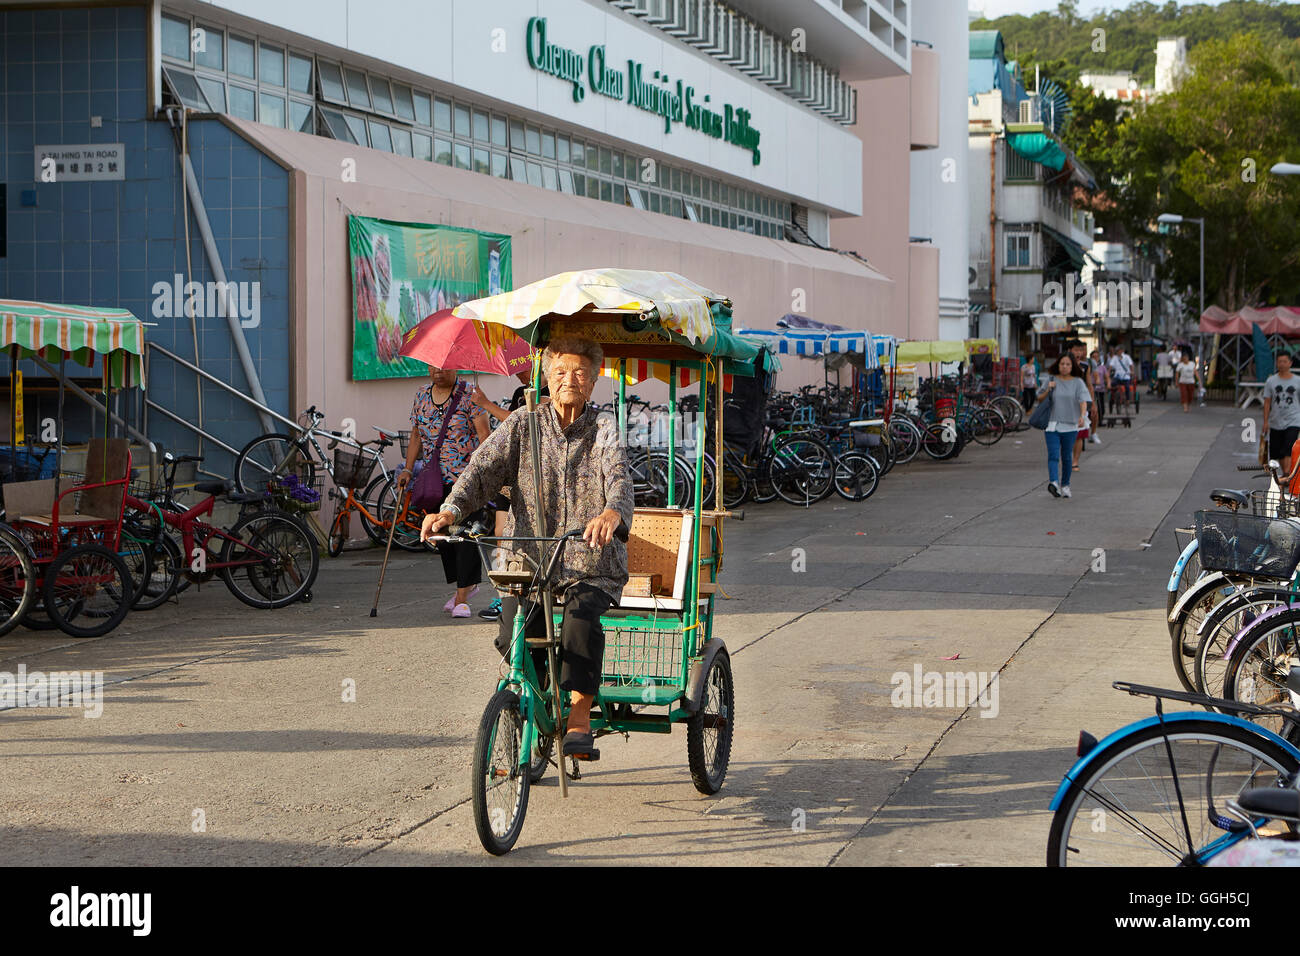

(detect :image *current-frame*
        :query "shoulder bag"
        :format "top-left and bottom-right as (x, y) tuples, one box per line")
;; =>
(410, 383), (467, 511)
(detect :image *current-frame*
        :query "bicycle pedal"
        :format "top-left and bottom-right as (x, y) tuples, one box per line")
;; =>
(570, 748), (599, 762)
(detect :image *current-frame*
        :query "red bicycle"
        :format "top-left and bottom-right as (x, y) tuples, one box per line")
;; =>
(124, 453), (318, 609)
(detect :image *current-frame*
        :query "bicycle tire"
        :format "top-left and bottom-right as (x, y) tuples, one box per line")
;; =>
(832, 451), (880, 502)
(888, 418), (923, 465)
(971, 407), (1006, 446)
(327, 508), (350, 558)
(1046, 719), (1300, 866)
(720, 453), (750, 509)
(1167, 542), (1201, 624)
(1223, 606), (1300, 738)
(472, 688), (531, 855)
(371, 477), (425, 552)
(357, 472), (394, 546)
(0, 524), (35, 637)
(131, 535), (181, 611)
(921, 422), (961, 460)
(219, 510), (319, 609)
(43, 544), (133, 639)
(769, 434), (835, 507)
(686, 649), (734, 794)
(234, 433), (316, 494)
(992, 395), (1024, 430)
(1193, 587), (1293, 699)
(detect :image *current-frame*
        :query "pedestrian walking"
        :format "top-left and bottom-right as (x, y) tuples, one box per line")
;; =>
(1066, 339), (1094, 469)
(1263, 351), (1300, 471)
(1089, 348), (1108, 444)
(1037, 352), (1091, 498)
(395, 364), (491, 618)
(1021, 355), (1039, 412)
(1176, 349), (1202, 414)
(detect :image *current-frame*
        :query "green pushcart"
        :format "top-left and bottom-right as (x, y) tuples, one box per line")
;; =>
(440, 269), (770, 855)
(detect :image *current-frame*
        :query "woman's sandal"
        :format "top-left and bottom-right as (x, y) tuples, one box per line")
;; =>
(562, 730), (599, 761)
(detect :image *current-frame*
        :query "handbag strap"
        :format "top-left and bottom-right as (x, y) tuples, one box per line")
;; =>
(429, 382), (466, 464)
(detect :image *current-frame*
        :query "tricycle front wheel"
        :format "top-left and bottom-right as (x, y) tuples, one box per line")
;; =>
(687, 650), (734, 794)
(472, 688), (531, 855)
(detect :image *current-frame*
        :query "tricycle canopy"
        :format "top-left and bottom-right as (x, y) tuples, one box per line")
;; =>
(0, 299), (146, 387)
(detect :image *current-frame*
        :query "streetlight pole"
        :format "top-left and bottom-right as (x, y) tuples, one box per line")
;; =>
(1157, 212), (1206, 363)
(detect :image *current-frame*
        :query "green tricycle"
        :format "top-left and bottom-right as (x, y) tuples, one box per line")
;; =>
(438, 269), (771, 855)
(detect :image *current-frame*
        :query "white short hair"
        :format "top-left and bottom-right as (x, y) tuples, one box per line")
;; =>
(542, 337), (603, 376)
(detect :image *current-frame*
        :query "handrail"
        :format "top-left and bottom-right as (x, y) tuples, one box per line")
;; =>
(146, 342), (299, 432)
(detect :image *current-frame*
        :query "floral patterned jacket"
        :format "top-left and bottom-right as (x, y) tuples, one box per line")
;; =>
(443, 402), (634, 603)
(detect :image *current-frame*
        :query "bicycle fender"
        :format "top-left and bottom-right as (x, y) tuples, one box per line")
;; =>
(1048, 711), (1300, 811)
(683, 639), (728, 715)
(1168, 571), (1237, 624)
(1223, 603), (1300, 659)
(1197, 589), (1295, 637)
(1167, 539), (1199, 592)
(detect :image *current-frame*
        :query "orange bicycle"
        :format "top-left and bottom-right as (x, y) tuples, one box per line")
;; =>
(326, 436), (425, 556)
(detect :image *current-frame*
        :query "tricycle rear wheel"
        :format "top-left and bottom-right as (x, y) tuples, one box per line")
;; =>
(687, 650), (734, 794)
(44, 544), (133, 638)
(472, 688), (531, 855)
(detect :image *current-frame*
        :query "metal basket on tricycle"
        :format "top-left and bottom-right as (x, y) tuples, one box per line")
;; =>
(1195, 510), (1300, 579)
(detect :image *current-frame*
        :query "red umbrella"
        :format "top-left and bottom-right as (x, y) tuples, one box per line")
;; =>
(399, 308), (533, 375)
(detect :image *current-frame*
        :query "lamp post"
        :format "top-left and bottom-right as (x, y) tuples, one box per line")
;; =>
(1156, 212), (1204, 331)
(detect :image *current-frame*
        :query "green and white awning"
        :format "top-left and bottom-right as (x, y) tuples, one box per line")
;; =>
(0, 299), (146, 387)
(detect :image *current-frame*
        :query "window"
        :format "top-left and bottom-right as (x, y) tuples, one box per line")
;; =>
(289, 53), (312, 93)
(229, 35), (256, 79)
(320, 108), (356, 143)
(542, 131), (555, 160)
(260, 45), (285, 87)
(559, 169), (574, 193)
(435, 98), (452, 132)
(509, 119), (525, 151)
(510, 156), (526, 181)
(317, 61), (346, 103)
(491, 115), (507, 148)
(195, 25), (223, 70)
(414, 92), (431, 126)
(573, 172), (584, 194)
(392, 126), (413, 156)
(613, 182), (624, 204)
(473, 148), (490, 174)
(435, 138), (452, 165)
(586, 177), (599, 200)
(612, 151), (623, 180)
(344, 68), (371, 109)
(557, 135), (569, 163)
(369, 121), (392, 151)
(542, 165), (557, 190)
(163, 68), (209, 110)
(259, 92), (286, 127)
(454, 105), (470, 138)
(1005, 146), (1037, 181)
(393, 84), (415, 121)
(627, 186), (646, 210)
(371, 78), (394, 114)
(413, 132), (432, 161)
(472, 110), (489, 142)
(1005, 230), (1032, 268)
(196, 76), (226, 112)
(526, 161), (542, 187)
(572, 139), (585, 167)
(162, 14), (191, 61)
(525, 125), (540, 155)
(344, 113), (367, 146)
(491, 152), (507, 178)
(290, 99), (313, 133)
(454, 143), (471, 170)
(229, 84), (256, 119)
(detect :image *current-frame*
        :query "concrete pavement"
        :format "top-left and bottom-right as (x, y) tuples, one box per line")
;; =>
(0, 397), (1248, 865)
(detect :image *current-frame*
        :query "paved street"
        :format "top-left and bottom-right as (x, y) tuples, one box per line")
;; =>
(0, 398), (1250, 865)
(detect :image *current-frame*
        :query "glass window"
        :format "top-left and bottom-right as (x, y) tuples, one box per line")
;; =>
(369, 121), (392, 152)
(649, 192), (660, 213)
(344, 69), (371, 109)
(164, 68), (208, 110)
(671, 168), (681, 193)
(730, 212), (738, 230)
(558, 135), (569, 164)
(526, 162), (542, 187)
(510, 156), (526, 181)
(162, 14), (191, 61)
(229, 84), (256, 120)
(586, 177), (599, 200)
(509, 119), (525, 152)
(491, 152), (507, 178)
(712, 208), (721, 226)
(413, 132), (432, 161)
(196, 76), (226, 113)
(454, 105), (470, 138)
(317, 61), (346, 103)
(195, 24), (223, 70)
(525, 125), (540, 155)
(435, 138), (452, 165)
(542, 131), (555, 160)
(229, 35), (256, 79)
(542, 165), (557, 190)
(345, 113), (368, 146)
(600, 180), (612, 202)
(260, 45), (285, 87)
(627, 153), (639, 182)
(559, 169), (574, 193)
(573, 172), (584, 195)
(472, 110), (489, 142)
(320, 108), (356, 143)
(612, 151), (623, 180)
(473, 148), (489, 174)
(586, 144), (598, 170)
(671, 197), (682, 218)
(393, 84), (415, 121)
(371, 78), (394, 114)
(290, 99), (313, 133)
(613, 182), (624, 204)
(599, 148), (611, 175)
(627, 186), (645, 210)
(259, 92), (286, 127)
(491, 115), (507, 148)
(392, 127), (413, 156)
(454, 143), (471, 169)
(571, 139), (585, 168)
(289, 53), (312, 93)
(414, 91), (432, 126)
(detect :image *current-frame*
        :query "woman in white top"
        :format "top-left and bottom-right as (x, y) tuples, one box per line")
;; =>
(1175, 350), (1201, 413)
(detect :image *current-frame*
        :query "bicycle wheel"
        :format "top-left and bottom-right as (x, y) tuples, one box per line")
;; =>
(528, 728), (554, 784)
(1194, 587), (1293, 699)
(0, 525), (35, 637)
(769, 434), (835, 506)
(43, 544), (133, 638)
(720, 453), (750, 509)
(867, 430), (896, 477)
(472, 688), (531, 855)
(358, 473), (394, 546)
(1167, 541), (1201, 623)
(129, 535), (181, 611)
(1046, 719), (1300, 866)
(234, 433), (316, 494)
(219, 510), (319, 609)
(327, 507), (350, 558)
(888, 418), (922, 465)
(832, 452), (880, 502)
(1223, 607), (1300, 737)
(371, 477), (425, 552)
(686, 650), (734, 794)
(970, 407), (1006, 446)
(992, 395), (1024, 430)
(921, 422), (961, 460)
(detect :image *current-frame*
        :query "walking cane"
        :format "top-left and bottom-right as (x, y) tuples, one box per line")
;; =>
(370, 480), (408, 617)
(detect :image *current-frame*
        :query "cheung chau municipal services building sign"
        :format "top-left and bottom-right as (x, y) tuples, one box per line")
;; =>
(525, 16), (762, 166)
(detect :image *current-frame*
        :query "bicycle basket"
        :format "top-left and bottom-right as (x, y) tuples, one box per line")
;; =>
(398, 430), (412, 457)
(333, 448), (378, 490)
(1194, 510), (1300, 579)
(1251, 489), (1300, 518)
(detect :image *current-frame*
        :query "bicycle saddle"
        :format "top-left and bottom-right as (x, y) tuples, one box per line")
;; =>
(1210, 489), (1249, 508)
(195, 479), (233, 496)
(1236, 787), (1300, 820)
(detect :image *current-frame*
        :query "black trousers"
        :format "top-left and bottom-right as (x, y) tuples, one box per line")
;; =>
(494, 584), (613, 695)
(437, 538), (482, 589)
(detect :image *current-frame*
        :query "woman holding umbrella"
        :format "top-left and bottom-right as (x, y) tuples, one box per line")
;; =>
(395, 364), (490, 617)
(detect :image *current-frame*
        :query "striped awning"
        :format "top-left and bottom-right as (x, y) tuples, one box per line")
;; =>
(736, 327), (879, 369)
(599, 357), (734, 392)
(0, 299), (146, 387)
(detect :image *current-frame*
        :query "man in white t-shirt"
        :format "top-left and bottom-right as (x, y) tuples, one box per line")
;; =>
(1108, 344), (1135, 408)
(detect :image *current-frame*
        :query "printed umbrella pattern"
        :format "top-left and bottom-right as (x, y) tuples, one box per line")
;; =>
(399, 308), (534, 375)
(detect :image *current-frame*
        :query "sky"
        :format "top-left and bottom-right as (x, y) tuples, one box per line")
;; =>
(969, 0), (1232, 17)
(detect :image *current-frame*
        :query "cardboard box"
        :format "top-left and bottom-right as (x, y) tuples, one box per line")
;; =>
(623, 573), (663, 598)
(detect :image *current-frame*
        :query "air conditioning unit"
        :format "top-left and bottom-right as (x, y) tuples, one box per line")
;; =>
(970, 259), (990, 288)
(1018, 95), (1040, 124)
